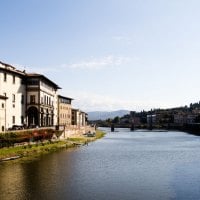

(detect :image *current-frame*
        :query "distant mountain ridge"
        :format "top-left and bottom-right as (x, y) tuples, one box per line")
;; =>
(87, 110), (130, 121)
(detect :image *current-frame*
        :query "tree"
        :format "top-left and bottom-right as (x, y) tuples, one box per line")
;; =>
(112, 116), (120, 124)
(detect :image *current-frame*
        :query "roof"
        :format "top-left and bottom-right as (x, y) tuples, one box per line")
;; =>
(0, 61), (26, 76)
(72, 108), (79, 111)
(72, 108), (87, 114)
(26, 73), (61, 89)
(58, 95), (74, 100)
(0, 61), (61, 89)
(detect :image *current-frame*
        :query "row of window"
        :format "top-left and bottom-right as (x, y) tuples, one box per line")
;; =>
(3, 73), (25, 85)
(4, 73), (16, 84)
(60, 106), (71, 110)
(60, 113), (71, 119)
(2, 93), (52, 105)
(59, 99), (71, 104)
(30, 95), (53, 105)
(3, 93), (24, 104)
(41, 95), (53, 106)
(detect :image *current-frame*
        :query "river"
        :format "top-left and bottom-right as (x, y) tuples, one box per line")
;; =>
(1, 128), (200, 200)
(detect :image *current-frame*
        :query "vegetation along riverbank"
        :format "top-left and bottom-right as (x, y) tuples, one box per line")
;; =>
(0, 130), (105, 162)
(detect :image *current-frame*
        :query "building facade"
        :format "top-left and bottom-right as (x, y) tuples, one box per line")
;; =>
(57, 95), (73, 127)
(0, 61), (88, 133)
(26, 74), (60, 127)
(0, 62), (26, 131)
(0, 95), (8, 132)
(72, 109), (87, 127)
(0, 61), (60, 131)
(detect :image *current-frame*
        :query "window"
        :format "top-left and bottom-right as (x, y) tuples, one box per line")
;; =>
(27, 79), (39, 85)
(2, 103), (4, 108)
(2, 126), (4, 132)
(30, 95), (36, 104)
(21, 116), (24, 124)
(13, 75), (15, 84)
(41, 97), (43, 104)
(4, 73), (7, 82)
(4, 93), (6, 97)
(21, 95), (24, 104)
(12, 116), (15, 124)
(12, 94), (15, 102)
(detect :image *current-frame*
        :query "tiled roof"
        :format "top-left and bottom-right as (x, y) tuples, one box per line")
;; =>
(26, 73), (61, 89)
(58, 95), (73, 100)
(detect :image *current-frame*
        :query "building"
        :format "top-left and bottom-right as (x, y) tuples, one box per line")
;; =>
(0, 61), (89, 133)
(0, 95), (8, 132)
(147, 114), (157, 125)
(57, 95), (73, 128)
(80, 111), (86, 126)
(72, 108), (79, 126)
(72, 109), (87, 127)
(0, 61), (61, 131)
(26, 74), (60, 127)
(0, 62), (27, 131)
(174, 113), (187, 126)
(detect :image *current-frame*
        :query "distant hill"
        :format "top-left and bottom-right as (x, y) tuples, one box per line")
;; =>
(88, 110), (130, 121)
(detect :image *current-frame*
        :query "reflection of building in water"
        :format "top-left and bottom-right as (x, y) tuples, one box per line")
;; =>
(0, 164), (26, 200)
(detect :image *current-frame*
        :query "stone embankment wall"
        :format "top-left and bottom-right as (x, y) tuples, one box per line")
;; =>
(59, 125), (96, 139)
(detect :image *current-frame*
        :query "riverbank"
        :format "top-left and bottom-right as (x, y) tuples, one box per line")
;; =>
(0, 130), (105, 162)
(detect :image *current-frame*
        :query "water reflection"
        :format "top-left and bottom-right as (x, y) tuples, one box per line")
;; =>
(1, 129), (200, 200)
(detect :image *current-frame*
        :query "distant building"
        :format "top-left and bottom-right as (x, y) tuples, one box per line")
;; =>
(130, 111), (141, 125)
(173, 114), (187, 125)
(72, 109), (87, 127)
(57, 95), (73, 127)
(187, 114), (197, 124)
(147, 114), (156, 125)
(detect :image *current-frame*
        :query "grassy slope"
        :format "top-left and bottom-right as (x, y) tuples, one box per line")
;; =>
(0, 130), (105, 161)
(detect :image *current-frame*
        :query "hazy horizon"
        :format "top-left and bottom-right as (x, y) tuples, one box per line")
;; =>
(1, 0), (200, 111)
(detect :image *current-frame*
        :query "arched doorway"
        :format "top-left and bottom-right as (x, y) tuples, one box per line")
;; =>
(27, 106), (39, 127)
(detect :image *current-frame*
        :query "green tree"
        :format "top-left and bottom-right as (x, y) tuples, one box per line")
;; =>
(112, 116), (120, 124)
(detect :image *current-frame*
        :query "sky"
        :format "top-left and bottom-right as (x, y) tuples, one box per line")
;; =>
(1, 0), (200, 112)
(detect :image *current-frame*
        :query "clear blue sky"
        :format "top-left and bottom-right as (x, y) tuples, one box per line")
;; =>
(1, 0), (200, 111)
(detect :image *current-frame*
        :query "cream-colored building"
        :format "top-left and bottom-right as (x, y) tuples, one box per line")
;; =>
(0, 62), (26, 131)
(0, 61), (60, 131)
(57, 95), (73, 127)
(72, 109), (87, 127)
(0, 61), (90, 133)
(0, 95), (8, 132)
(26, 74), (60, 127)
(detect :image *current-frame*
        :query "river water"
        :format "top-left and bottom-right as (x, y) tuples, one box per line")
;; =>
(1, 128), (200, 200)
